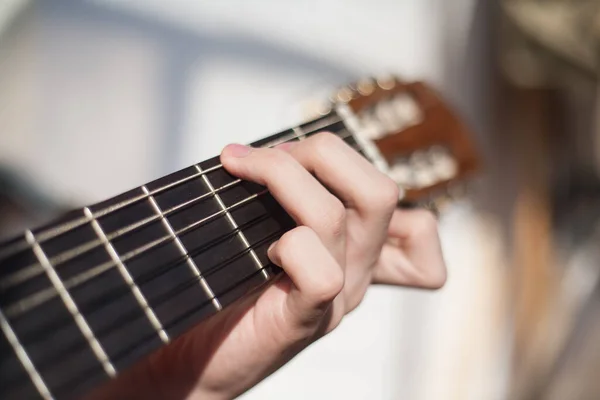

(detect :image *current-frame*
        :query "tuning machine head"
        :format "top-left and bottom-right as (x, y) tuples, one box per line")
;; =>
(337, 75), (481, 205)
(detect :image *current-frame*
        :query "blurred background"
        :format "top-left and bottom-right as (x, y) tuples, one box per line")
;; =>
(0, 0), (599, 399)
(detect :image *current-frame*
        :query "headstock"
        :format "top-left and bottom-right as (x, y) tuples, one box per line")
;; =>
(331, 76), (481, 206)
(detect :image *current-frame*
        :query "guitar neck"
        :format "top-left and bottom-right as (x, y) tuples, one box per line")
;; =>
(0, 76), (480, 400)
(0, 112), (366, 400)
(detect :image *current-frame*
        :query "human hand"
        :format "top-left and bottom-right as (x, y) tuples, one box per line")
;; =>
(88, 133), (446, 400)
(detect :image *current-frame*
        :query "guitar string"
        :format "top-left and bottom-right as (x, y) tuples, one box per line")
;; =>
(9, 211), (274, 344)
(0, 114), (344, 264)
(1, 178), (243, 290)
(4, 217), (284, 376)
(0, 117), (344, 288)
(2, 131), (363, 317)
(1, 136), (362, 373)
(3, 137), (363, 321)
(1, 133), (365, 382)
(0, 130), (361, 301)
(0, 123), (355, 292)
(113, 258), (278, 362)
(15, 262), (279, 392)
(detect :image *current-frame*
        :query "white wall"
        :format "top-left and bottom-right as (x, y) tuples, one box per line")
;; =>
(0, 1), (509, 398)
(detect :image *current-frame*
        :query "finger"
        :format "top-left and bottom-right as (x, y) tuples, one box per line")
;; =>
(284, 133), (398, 281)
(286, 133), (399, 222)
(266, 226), (344, 330)
(372, 208), (446, 289)
(221, 144), (346, 262)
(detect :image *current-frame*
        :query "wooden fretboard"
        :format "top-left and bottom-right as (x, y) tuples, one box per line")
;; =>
(0, 112), (365, 400)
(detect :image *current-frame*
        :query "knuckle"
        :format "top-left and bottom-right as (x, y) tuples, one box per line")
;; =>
(321, 198), (346, 237)
(418, 262), (447, 290)
(313, 131), (342, 146)
(426, 269), (447, 290)
(277, 226), (345, 302)
(312, 264), (344, 302)
(276, 226), (314, 263)
(310, 132), (344, 154)
(379, 178), (401, 208)
(259, 147), (292, 167)
(254, 148), (295, 182)
(368, 177), (400, 210)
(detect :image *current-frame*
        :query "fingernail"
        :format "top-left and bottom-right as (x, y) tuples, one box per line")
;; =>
(224, 143), (252, 158)
(267, 240), (278, 254)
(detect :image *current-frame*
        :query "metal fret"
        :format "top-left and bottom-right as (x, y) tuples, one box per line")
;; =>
(292, 126), (306, 141)
(83, 208), (170, 344)
(141, 186), (222, 311)
(299, 114), (343, 136)
(0, 310), (53, 400)
(25, 164), (228, 248)
(197, 166), (269, 280)
(0, 109), (365, 400)
(0, 112), (341, 266)
(24, 230), (116, 377)
(1, 179), (245, 296)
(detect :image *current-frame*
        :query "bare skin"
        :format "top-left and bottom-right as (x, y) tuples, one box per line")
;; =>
(88, 132), (447, 400)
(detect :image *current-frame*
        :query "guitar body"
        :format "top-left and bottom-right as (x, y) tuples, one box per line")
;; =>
(0, 77), (479, 400)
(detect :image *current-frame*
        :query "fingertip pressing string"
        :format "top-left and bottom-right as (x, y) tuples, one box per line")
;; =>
(2, 117), (363, 319)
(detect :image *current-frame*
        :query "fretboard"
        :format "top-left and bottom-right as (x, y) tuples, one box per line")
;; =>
(0, 112), (366, 400)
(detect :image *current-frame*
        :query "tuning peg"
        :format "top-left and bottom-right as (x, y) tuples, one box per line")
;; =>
(376, 75), (396, 90)
(302, 98), (333, 118)
(356, 78), (376, 96)
(332, 86), (354, 103)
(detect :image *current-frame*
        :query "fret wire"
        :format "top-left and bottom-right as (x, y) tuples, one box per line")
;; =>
(197, 166), (269, 280)
(292, 126), (305, 141)
(0, 179), (242, 292)
(335, 103), (385, 172)
(142, 186), (222, 311)
(24, 115), (343, 246)
(0, 123), (351, 286)
(260, 131), (298, 148)
(191, 228), (284, 285)
(2, 127), (361, 314)
(92, 257), (280, 364)
(2, 127), (359, 316)
(4, 224), (284, 396)
(6, 219), (284, 389)
(24, 230), (116, 377)
(29, 163), (226, 245)
(54, 218), (281, 360)
(163, 269), (278, 337)
(0, 116), (365, 398)
(142, 228), (286, 330)
(301, 115), (344, 134)
(84, 207), (170, 344)
(0, 117), (348, 264)
(4, 192), (266, 317)
(154, 268), (268, 344)
(8, 221), (284, 365)
(0, 309), (54, 400)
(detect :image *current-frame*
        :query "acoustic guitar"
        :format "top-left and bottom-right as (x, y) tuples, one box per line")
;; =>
(0, 77), (480, 399)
